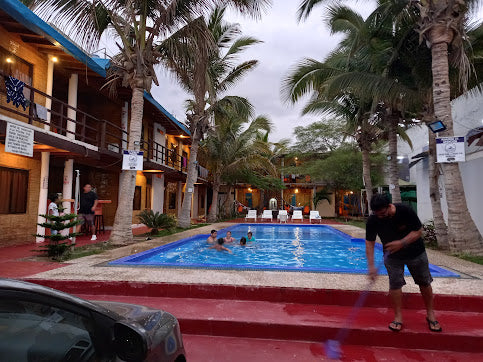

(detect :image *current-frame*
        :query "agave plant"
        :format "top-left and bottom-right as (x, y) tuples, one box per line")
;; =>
(138, 210), (176, 235)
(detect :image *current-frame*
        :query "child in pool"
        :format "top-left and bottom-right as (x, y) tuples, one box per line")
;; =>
(209, 238), (232, 253)
(224, 231), (236, 243)
(240, 237), (247, 246)
(247, 231), (255, 242)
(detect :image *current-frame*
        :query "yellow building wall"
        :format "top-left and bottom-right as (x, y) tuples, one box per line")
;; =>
(0, 144), (41, 246)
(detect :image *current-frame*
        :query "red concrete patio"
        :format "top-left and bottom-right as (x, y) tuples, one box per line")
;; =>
(0, 226), (150, 279)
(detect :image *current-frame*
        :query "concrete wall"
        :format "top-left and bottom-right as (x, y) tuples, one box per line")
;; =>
(0, 144), (41, 246)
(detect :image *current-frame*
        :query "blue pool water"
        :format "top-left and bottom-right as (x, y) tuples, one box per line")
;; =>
(109, 224), (459, 277)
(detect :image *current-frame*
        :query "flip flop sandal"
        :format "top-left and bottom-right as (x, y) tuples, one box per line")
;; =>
(426, 318), (442, 332)
(388, 321), (403, 332)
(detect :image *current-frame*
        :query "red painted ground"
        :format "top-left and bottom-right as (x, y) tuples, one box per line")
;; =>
(183, 335), (480, 362)
(0, 226), (150, 278)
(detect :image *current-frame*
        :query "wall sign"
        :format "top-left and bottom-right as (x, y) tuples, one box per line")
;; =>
(436, 136), (466, 163)
(122, 150), (144, 170)
(5, 122), (34, 157)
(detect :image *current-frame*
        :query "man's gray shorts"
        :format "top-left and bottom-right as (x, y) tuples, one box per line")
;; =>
(384, 251), (433, 290)
(81, 213), (95, 226)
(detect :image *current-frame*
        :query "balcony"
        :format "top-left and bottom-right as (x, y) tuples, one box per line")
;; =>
(0, 72), (209, 179)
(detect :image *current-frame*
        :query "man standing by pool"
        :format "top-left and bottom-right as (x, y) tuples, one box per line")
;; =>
(365, 194), (442, 333)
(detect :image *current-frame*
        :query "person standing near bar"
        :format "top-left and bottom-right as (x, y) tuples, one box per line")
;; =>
(80, 184), (98, 241)
(365, 193), (442, 333)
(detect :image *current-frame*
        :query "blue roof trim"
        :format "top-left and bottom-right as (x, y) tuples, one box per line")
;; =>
(144, 91), (190, 136)
(0, 0), (106, 77)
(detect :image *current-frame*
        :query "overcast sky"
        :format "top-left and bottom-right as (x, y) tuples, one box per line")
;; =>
(98, 1), (375, 142)
(147, 1), (380, 142)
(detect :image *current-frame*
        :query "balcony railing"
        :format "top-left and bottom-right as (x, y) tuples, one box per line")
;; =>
(0, 72), (209, 178)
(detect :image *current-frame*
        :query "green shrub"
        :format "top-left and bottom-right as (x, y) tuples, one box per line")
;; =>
(422, 220), (437, 248)
(138, 210), (176, 235)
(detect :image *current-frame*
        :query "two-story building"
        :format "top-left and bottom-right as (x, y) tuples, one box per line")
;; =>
(0, 0), (208, 246)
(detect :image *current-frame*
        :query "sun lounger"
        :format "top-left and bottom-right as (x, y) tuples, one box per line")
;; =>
(245, 210), (257, 222)
(291, 210), (303, 223)
(260, 210), (273, 222)
(278, 210), (288, 223)
(310, 210), (322, 223)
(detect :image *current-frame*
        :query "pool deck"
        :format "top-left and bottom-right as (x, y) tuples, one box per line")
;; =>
(23, 222), (483, 296)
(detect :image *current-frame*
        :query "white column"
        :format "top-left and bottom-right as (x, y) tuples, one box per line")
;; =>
(36, 152), (50, 242)
(177, 181), (183, 219)
(44, 58), (54, 130)
(36, 58), (55, 242)
(121, 101), (129, 150)
(192, 185), (199, 219)
(67, 73), (78, 139)
(62, 160), (74, 212)
(152, 173), (165, 213)
(204, 186), (208, 213)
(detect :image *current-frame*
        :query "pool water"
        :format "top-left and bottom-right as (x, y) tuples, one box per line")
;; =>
(109, 224), (459, 277)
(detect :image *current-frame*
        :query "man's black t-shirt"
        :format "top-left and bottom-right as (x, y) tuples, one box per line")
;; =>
(366, 204), (425, 260)
(79, 191), (98, 214)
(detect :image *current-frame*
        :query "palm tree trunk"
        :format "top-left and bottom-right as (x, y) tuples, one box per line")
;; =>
(178, 127), (202, 228)
(427, 128), (450, 250)
(430, 41), (483, 255)
(387, 115), (401, 204)
(207, 174), (220, 223)
(361, 147), (373, 213)
(110, 86), (144, 244)
(222, 185), (234, 218)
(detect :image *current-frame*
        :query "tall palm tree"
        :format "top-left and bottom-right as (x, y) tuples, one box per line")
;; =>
(417, 0), (483, 253)
(30, 0), (215, 244)
(202, 112), (273, 222)
(163, 4), (269, 228)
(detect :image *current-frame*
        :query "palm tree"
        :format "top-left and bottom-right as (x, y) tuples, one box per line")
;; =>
(202, 112), (273, 222)
(30, 0), (215, 244)
(286, 4), (419, 207)
(162, 4), (269, 228)
(417, 0), (483, 253)
(298, 0), (483, 254)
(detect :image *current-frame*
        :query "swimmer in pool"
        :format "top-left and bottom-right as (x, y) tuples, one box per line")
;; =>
(224, 231), (236, 243)
(209, 238), (232, 253)
(207, 230), (217, 243)
(240, 237), (247, 246)
(247, 231), (255, 242)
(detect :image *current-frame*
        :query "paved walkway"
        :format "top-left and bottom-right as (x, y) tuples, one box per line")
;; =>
(9, 222), (482, 296)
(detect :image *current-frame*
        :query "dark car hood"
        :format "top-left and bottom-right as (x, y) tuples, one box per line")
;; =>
(93, 300), (174, 332)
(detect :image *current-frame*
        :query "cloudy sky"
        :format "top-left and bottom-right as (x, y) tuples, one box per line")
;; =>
(146, 1), (378, 142)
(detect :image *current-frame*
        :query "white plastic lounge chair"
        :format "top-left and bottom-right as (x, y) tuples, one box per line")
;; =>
(260, 210), (273, 222)
(310, 210), (322, 223)
(245, 210), (257, 222)
(291, 210), (303, 223)
(278, 210), (288, 223)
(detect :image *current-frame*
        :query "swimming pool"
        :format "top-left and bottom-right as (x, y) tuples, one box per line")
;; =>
(109, 224), (459, 277)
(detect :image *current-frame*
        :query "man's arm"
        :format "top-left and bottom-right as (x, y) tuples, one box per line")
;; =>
(92, 198), (99, 212)
(365, 240), (377, 280)
(385, 228), (423, 254)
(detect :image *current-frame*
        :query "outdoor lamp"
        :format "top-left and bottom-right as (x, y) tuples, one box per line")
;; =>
(428, 120), (447, 133)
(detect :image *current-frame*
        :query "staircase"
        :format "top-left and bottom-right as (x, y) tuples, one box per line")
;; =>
(28, 279), (483, 361)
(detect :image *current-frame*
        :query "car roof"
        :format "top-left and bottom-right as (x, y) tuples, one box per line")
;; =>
(0, 278), (120, 320)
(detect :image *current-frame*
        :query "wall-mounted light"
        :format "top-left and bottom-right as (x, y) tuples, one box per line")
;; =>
(248, 187), (252, 192)
(428, 120), (446, 133)
(51, 56), (58, 63)
(295, 188), (299, 193)
(6, 57), (13, 63)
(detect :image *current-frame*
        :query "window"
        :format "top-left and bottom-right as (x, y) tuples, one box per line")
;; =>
(0, 166), (29, 214)
(133, 186), (142, 210)
(0, 46), (33, 96)
(0, 299), (96, 361)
